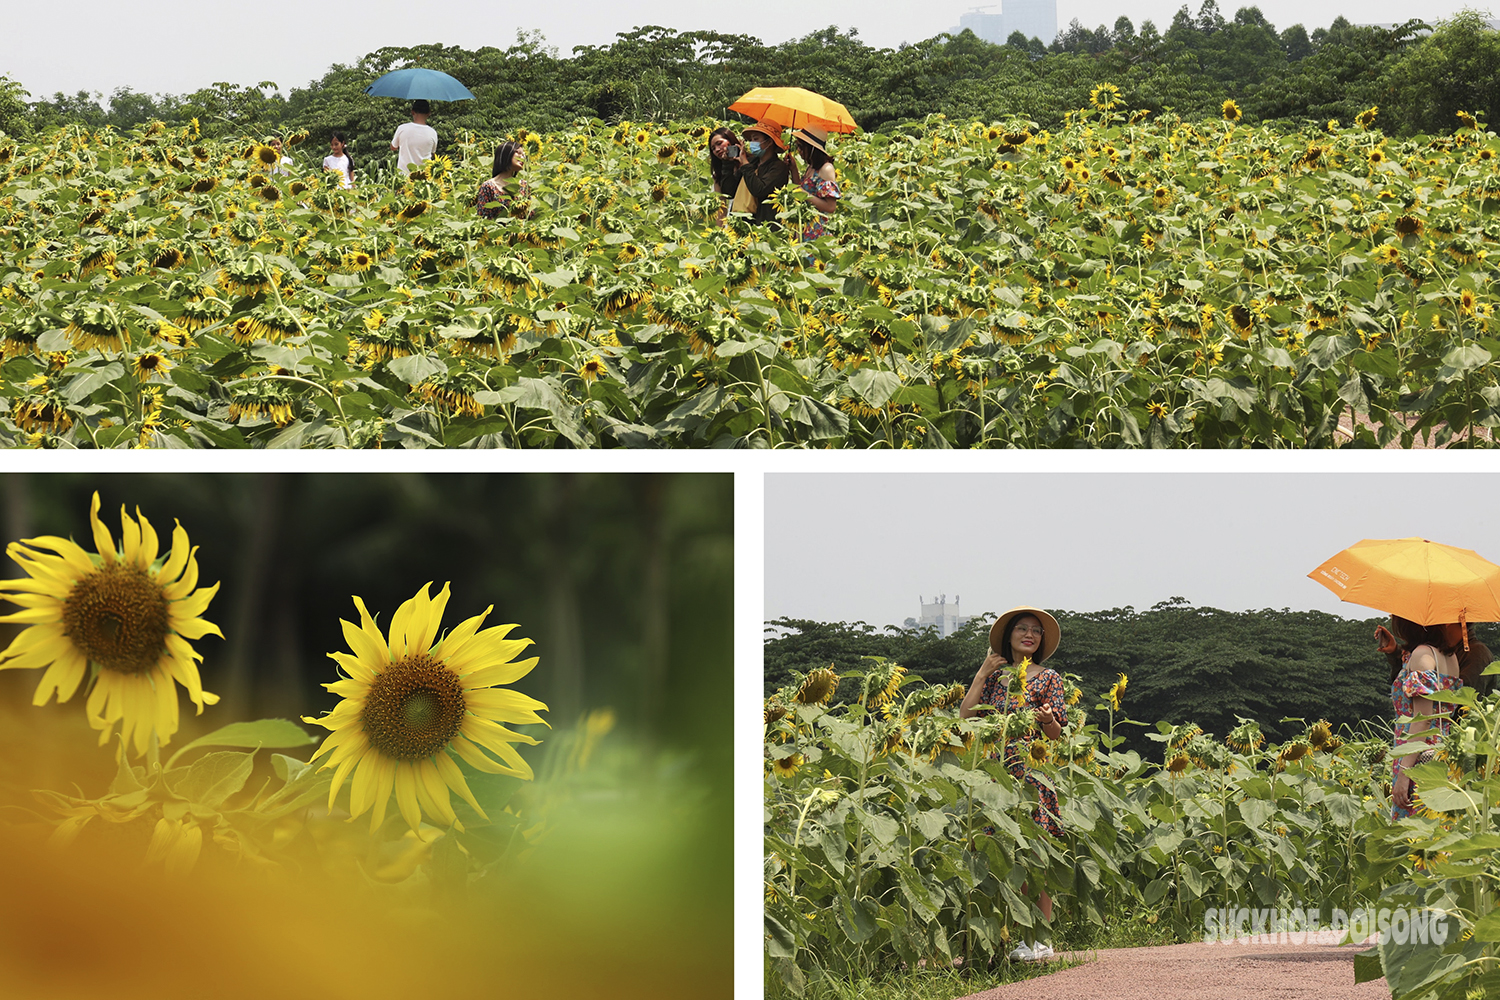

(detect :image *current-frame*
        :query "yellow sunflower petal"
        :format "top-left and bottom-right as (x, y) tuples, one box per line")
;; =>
(415, 758), (456, 826)
(160, 548), (201, 600)
(430, 606), (491, 662)
(158, 522), (191, 584)
(393, 762), (425, 831)
(32, 646), (89, 705)
(88, 492), (117, 564)
(465, 688), (550, 726)
(344, 597), (389, 667)
(16, 535), (94, 579)
(406, 582), (451, 657)
(434, 749), (488, 819)
(368, 755), (397, 832)
(386, 583), (430, 660)
(459, 654), (539, 689)
(137, 511), (160, 569)
(347, 747), (380, 819)
(119, 505), (141, 565)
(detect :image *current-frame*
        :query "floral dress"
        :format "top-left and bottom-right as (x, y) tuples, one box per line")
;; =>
(475, 177), (530, 219)
(1391, 647), (1462, 820)
(797, 166), (841, 241)
(978, 666), (1066, 837)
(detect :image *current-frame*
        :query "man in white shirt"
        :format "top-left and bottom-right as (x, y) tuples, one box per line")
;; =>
(390, 100), (438, 174)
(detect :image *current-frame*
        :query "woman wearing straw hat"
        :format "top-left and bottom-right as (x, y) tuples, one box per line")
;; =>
(730, 120), (791, 226)
(787, 126), (841, 241)
(959, 605), (1065, 962)
(1378, 616), (1466, 819)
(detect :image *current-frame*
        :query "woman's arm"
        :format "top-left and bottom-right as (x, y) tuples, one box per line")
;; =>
(1032, 670), (1065, 740)
(804, 163), (839, 214)
(959, 651), (1007, 718)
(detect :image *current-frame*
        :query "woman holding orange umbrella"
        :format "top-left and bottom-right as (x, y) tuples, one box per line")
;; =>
(1309, 537), (1500, 819)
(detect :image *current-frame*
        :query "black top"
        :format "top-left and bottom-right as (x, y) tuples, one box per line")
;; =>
(735, 155), (792, 225)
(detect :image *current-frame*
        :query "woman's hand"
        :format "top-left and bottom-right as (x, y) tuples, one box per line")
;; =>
(1034, 702), (1056, 728)
(1393, 769), (1414, 810)
(976, 650), (1008, 679)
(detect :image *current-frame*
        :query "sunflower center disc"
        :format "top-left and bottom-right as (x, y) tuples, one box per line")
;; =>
(361, 654), (465, 761)
(62, 563), (171, 675)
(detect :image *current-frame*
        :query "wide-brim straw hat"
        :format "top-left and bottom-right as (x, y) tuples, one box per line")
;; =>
(789, 125), (829, 153)
(989, 606), (1061, 662)
(745, 120), (787, 150)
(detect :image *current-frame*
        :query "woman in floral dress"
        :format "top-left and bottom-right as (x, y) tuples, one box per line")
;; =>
(475, 141), (531, 220)
(1385, 616), (1465, 819)
(959, 605), (1066, 960)
(787, 126), (841, 241)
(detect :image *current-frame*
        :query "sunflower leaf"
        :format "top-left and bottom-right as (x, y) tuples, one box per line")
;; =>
(164, 718), (314, 769)
(168, 749), (256, 808)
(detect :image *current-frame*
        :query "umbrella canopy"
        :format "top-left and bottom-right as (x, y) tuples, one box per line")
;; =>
(1308, 537), (1500, 626)
(364, 68), (475, 101)
(728, 87), (856, 134)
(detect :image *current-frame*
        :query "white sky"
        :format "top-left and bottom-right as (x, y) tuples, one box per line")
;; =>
(764, 472), (1500, 627)
(5, 2), (1487, 101)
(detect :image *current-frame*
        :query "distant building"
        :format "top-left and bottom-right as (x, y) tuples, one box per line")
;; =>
(945, 1), (1058, 46)
(905, 594), (972, 638)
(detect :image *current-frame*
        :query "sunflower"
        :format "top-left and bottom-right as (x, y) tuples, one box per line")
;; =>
(1355, 106), (1379, 129)
(1228, 303), (1253, 336)
(132, 351), (173, 381)
(1027, 738), (1051, 765)
(1459, 288), (1478, 316)
(0, 492), (222, 755)
(1373, 243), (1402, 265)
(771, 754), (803, 778)
(1166, 753), (1191, 774)
(303, 583), (547, 834)
(1088, 83), (1121, 111)
(579, 356), (607, 382)
(1307, 720), (1333, 750)
(1222, 99), (1241, 123)
(1368, 149), (1387, 166)
(795, 666), (839, 706)
(1394, 214), (1424, 238)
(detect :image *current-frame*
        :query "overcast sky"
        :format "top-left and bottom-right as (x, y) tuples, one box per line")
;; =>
(764, 472), (1500, 628)
(6, 1), (1484, 101)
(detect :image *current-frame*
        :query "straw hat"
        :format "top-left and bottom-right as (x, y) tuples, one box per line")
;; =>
(745, 120), (786, 150)
(989, 606), (1061, 662)
(789, 125), (829, 153)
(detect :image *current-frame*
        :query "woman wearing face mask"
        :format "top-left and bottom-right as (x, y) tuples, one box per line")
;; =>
(476, 141), (531, 220)
(728, 120), (791, 226)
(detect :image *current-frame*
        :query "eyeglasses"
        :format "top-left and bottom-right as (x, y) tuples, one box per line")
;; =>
(1012, 624), (1044, 637)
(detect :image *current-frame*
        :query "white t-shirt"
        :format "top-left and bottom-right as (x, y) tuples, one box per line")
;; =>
(322, 154), (353, 189)
(391, 121), (438, 173)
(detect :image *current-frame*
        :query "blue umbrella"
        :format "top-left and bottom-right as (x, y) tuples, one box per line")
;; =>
(364, 68), (475, 101)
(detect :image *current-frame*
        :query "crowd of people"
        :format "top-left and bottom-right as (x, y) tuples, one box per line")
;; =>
(264, 102), (840, 239)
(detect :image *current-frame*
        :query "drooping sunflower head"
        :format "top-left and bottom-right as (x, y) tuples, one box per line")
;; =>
(1306, 720), (1334, 750)
(132, 351), (173, 381)
(303, 583), (547, 833)
(1028, 738), (1051, 765)
(1221, 99), (1241, 123)
(864, 659), (907, 710)
(1355, 106), (1379, 129)
(794, 666), (839, 706)
(1166, 753), (1191, 775)
(0, 492), (222, 755)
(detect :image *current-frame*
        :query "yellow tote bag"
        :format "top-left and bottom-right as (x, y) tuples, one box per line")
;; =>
(729, 171), (758, 216)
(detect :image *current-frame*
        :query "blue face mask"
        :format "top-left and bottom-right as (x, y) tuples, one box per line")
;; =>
(745, 140), (764, 157)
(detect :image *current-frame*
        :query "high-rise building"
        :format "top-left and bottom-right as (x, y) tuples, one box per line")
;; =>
(907, 594), (972, 638)
(947, 1), (1058, 45)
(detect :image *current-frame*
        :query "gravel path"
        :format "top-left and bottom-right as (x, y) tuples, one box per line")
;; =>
(960, 940), (1389, 1000)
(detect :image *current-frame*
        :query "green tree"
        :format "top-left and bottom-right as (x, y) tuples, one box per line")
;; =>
(1377, 10), (1500, 135)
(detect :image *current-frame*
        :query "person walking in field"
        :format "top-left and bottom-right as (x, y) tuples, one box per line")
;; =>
(787, 126), (840, 241)
(728, 120), (791, 226)
(960, 605), (1066, 962)
(391, 100), (438, 175)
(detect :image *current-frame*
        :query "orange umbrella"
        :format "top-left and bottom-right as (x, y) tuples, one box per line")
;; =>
(1307, 537), (1500, 627)
(728, 87), (857, 134)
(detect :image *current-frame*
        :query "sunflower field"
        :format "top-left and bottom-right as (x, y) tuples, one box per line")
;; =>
(1, 98), (1498, 447)
(764, 659), (1500, 999)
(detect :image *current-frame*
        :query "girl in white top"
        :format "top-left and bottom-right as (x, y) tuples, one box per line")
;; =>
(322, 133), (354, 190)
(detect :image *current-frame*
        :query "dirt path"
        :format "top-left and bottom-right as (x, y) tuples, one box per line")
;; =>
(960, 940), (1389, 1000)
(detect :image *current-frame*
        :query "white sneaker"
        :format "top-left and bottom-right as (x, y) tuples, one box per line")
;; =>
(1029, 942), (1054, 960)
(1007, 941), (1035, 961)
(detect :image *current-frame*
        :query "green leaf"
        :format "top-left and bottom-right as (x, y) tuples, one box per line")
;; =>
(1352, 948), (1384, 984)
(63, 362), (125, 402)
(168, 749), (255, 808)
(165, 718), (314, 769)
(387, 353), (446, 386)
(848, 368), (903, 408)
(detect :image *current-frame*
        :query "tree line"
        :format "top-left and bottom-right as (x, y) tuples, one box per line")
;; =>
(1, 8), (1496, 161)
(764, 601), (1500, 759)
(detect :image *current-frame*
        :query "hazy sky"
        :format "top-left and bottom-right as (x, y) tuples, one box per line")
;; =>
(6, 1), (1484, 100)
(764, 472), (1500, 628)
